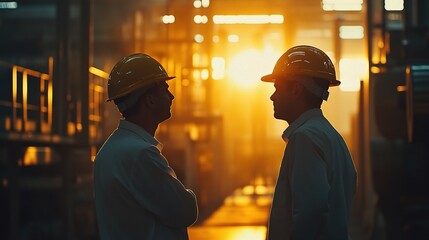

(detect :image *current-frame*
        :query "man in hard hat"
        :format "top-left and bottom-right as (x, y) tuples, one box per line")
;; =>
(93, 53), (198, 239)
(261, 45), (357, 240)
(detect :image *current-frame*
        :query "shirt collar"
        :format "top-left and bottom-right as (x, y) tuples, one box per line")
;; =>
(118, 120), (164, 151)
(282, 108), (323, 142)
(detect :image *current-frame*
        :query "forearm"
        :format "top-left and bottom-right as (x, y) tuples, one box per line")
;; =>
(131, 148), (198, 227)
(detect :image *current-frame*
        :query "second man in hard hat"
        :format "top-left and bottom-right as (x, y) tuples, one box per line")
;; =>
(93, 53), (198, 240)
(261, 45), (357, 240)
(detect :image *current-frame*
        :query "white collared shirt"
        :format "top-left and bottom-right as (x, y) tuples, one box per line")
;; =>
(268, 109), (357, 240)
(94, 120), (198, 240)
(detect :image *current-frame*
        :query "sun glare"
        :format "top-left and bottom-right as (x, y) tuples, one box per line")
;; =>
(228, 49), (279, 89)
(339, 58), (368, 92)
(232, 227), (266, 240)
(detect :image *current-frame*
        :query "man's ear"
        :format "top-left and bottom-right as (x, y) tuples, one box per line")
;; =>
(292, 82), (304, 97)
(143, 93), (156, 108)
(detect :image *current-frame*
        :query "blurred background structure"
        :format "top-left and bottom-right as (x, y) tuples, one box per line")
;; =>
(0, 0), (428, 239)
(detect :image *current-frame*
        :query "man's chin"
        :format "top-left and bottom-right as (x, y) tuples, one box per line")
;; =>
(159, 112), (172, 123)
(273, 112), (285, 121)
(273, 113), (280, 120)
(165, 112), (173, 120)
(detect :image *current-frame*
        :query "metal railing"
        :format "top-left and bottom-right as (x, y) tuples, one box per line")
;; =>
(88, 66), (109, 143)
(0, 58), (53, 134)
(0, 58), (109, 144)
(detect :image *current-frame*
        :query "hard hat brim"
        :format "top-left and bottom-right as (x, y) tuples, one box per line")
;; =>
(260, 73), (275, 82)
(260, 73), (341, 86)
(107, 75), (176, 101)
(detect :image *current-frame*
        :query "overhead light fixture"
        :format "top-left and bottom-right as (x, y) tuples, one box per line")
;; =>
(0, 1), (17, 9)
(201, 0), (210, 8)
(213, 15), (284, 24)
(228, 35), (239, 43)
(385, 0), (404, 11)
(194, 15), (208, 24)
(194, 34), (204, 43)
(339, 26), (364, 39)
(322, 0), (363, 11)
(212, 57), (225, 80)
(193, 0), (202, 8)
(162, 15), (175, 24)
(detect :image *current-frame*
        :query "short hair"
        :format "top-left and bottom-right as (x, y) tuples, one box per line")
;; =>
(300, 77), (329, 108)
(114, 95), (139, 118)
(114, 83), (162, 118)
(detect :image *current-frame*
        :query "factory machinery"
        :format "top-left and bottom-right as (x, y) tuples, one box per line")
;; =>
(359, 0), (429, 238)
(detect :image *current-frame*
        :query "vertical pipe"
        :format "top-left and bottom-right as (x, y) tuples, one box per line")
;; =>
(62, 148), (73, 240)
(48, 57), (53, 131)
(55, 0), (69, 136)
(9, 146), (22, 240)
(333, 18), (342, 76)
(363, 0), (378, 234)
(40, 74), (45, 133)
(206, 2), (214, 116)
(79, 0), (93, 144)
(12, 66), (17, 131)
(22, 71), (28, 132)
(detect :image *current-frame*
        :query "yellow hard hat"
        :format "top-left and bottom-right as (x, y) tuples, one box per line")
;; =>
(107, 53), (175, 101)
(261, 45), (341, 87)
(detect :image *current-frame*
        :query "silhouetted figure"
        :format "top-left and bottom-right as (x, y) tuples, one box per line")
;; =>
(261, 45), (357, 240)
(94, 54), (198, 239)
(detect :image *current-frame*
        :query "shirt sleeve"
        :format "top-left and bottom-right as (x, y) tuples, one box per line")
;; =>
(288, 132), (330, 239)
(128, 146), (198, 228)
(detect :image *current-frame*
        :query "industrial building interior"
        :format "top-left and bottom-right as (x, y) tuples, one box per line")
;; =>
(0, 0), (428, 239)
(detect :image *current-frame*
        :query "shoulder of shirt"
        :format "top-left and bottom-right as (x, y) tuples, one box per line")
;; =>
(107, 127), (159, 154)
(117, 120), (160, 146)
(288, 117), (329, 140)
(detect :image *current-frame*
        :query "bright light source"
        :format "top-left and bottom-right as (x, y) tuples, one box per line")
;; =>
(228, 35), (239, 43)
(212, 35), (220, 43)
(231, 227), (266, 240)
(194, 34), (204, 43)
(187, 124), (199, 141)
(212, 57), (225, 80)
(193, 0), (201, 8)
(201, 0), (210, 8)
(255, 185), (268, 195)
(385, 0), (404, 11)
(201, 69), (209, 80)
(242, 185), (255, 195)
(371, 66), (381, 74)
(193, 70), (201, 81)
(339, 58), (367, 92)
(0, 1), (17, 9)
(162, 15), (175, 24)
(194, 15), (201, 23)
(213, 15), (284, 24)
(322, 0), (363, 11)
(89, 67), (109, 79)
(339, 26), (364, 39)
(194, 15), (208, 24)
(193, 53), (208, 67)
(228, 49), (280, 89)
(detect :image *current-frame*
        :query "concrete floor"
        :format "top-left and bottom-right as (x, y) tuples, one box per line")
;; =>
(189, 182), (367, 240)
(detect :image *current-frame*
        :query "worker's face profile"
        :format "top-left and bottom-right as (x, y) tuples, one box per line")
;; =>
(271, 78), (297, 120)
(151, 81), (175, 122)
